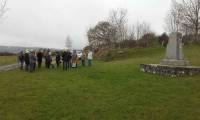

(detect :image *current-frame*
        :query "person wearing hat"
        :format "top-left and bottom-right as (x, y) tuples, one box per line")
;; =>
(24, 49), (30, 71)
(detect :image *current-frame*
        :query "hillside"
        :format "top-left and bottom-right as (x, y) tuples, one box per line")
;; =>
(0, 46), (62, 54)
(97, 45), (200, 65)
(0, 45), (199, 120)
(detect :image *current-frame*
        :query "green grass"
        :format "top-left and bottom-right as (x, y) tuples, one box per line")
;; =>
(0, 56), (17, 66)
(0, 46), (200, 120)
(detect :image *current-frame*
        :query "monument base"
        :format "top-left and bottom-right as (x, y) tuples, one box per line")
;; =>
(160, 59), (190, 66)
(140, 64), (200, 77)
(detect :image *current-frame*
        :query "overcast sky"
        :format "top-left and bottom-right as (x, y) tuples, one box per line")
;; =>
(0, 0), (171, 49)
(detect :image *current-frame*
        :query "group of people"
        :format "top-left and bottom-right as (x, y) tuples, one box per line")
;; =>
(18, 49), (93, 73)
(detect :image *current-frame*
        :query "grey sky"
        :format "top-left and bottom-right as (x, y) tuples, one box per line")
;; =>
(0, 0), (171, 49)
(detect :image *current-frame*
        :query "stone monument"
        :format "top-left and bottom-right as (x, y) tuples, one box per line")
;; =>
(160, 32), (189, 66)
(140, 32), (200, 76)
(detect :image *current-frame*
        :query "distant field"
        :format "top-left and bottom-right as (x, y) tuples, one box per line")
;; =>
(0, 55), (17, 66)
(0, 45), (199, 120)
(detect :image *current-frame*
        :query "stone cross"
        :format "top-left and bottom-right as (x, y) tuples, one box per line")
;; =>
(160, 32), (189, 66)
(166, 32), (183, 60)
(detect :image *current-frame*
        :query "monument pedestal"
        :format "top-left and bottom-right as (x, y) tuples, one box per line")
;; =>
(160, 59), (190, 66)
(140, 64), (200, 77)
(140, 32), (200, 76)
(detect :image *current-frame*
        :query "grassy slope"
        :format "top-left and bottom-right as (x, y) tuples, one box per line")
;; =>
(0, 46), (199, 120)
(0, 56), (17, 66)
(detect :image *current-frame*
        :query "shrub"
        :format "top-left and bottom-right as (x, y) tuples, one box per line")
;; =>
(103, 51), (114, 62)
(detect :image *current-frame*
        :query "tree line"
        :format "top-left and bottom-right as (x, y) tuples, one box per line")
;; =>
(87, 0), (200, 51)
(87, 8), (156, 51)
(165, 0), (200, 43)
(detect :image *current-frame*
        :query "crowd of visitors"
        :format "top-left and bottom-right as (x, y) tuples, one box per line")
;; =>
(18, 49), (93, 72)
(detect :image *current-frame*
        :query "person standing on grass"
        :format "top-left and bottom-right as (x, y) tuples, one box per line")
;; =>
(71, 50), (78, 68)
(87, 50), (93, 67)
(62, 50), (68, 70)
(37, 50), (43, 68)
(18, 51), (24, 70)
(24, 49), (30, 71)
(46, 52), (52, 69)
(56, 52), (61, 67)
(67, 50), (72, 69)
(29, 50), (37, 72)
(44, 49), (49, 68)
(81, 51), (86, 66)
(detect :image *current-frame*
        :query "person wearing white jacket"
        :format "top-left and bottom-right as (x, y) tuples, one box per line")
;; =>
(87, 50), (93, 66)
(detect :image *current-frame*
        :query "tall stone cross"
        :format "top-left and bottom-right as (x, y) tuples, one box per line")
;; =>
(160, 32), (189, 66)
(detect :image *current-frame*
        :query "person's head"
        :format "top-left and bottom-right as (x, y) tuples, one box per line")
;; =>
(25, 49), (29, 54)
(20, 51), (23, 54)
(49, 52), (51, 55)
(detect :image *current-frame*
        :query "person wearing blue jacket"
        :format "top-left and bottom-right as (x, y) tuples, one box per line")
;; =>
(29, 50), (36, 72)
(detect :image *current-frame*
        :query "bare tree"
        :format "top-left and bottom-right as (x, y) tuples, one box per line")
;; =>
(0, 0), (7, 18)
(87, 21), (116, 49)
(128, 25), (136, 40)
(66, 35), (72, 49)
(135, 21), (151, 40)
(109, 8), (128, 43)
(165, 0), (200, 41)
(165, 0), (183, 33)
(181, 0), (200, 41)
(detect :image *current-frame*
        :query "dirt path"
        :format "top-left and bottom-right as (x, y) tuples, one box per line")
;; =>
(0, 63), (19, 72)
(0, 57), (57, 72)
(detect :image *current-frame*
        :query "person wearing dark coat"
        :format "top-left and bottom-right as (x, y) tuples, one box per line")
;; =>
(24, 50), (30, 71)
(46, 52), (52, 69)
(66, 51), (72, 69)
(44, 49), (49, 68)
(56, 52), (61, 67)
(62, 51), (68, 70)
(37, 50), (43, 68)
(29, 50), (37, 72)
(18, 51), (24, 70)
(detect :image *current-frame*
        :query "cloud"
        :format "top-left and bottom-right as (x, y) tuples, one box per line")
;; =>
(0, 0), (171, 49)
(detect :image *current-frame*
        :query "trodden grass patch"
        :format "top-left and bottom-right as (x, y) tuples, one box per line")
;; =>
(0, 55), (17, 66)
(0, 46), (199, 120)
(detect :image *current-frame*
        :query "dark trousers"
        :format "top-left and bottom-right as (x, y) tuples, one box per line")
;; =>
(63, 61), (71, 70)
(81, 60), (85, 66)
(20, 61), (24, 70)
(45, 59), (48, 68)
(63, 61), (67, 70)
(38, 61), (42, 68)
(33, 63), (36, 70)
(56, 60), (60, 67)
(25, 63), (29, 71)
(47, 62), (51, 69)
(30, 63), (35, 72)
(67, 61), (71, 69)
(88, 59), (92, 67)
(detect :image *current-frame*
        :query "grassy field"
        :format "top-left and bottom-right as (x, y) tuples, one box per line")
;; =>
(0, 45), (199, 120)
(0, 56), (17, 66)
